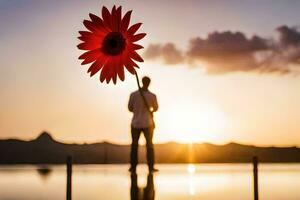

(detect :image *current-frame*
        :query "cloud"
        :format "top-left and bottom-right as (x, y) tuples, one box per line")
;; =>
(258, 26), (300, 73)
(144, 43), (183, 65)
(274, 26), (300, 64)
(187, 31), (269, 74)
(188, 31), (268, 57)
(277, 25), (300, 47)
(144, 25), (300, 74)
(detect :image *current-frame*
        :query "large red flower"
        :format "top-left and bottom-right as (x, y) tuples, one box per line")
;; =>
(77, 5), (146, 84)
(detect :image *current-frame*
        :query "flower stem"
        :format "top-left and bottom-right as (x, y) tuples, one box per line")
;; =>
(134, 70), (142, 90)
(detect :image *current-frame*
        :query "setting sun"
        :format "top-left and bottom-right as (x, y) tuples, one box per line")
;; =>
(166, 101), (227, 143)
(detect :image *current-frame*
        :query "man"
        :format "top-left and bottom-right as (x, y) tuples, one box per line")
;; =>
(128, 76), (158, 172)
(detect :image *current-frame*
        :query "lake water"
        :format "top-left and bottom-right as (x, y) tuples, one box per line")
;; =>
(0, 164), (299, 200)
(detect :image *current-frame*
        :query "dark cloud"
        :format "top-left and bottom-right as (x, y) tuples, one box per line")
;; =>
(277, 25), (300, 47)
(144, 25), (300, 74)
(187, 31), (269, 73)
(188, 32), (268, 57)
(259, 26), (300, 71)
(275, 26), (300, 64)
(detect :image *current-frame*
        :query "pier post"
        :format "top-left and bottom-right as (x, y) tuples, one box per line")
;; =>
(253, 156), (259, 200)
(66, 156), (72, 200)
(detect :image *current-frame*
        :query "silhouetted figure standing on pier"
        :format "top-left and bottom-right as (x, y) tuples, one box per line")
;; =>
(128, 76), (158, 172)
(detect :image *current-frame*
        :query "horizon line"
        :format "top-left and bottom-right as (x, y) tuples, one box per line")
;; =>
(1, 131), (299, 148)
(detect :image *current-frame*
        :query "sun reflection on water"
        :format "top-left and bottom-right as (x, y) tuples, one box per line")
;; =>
(187, 164), (196, 196)
(187, 164), (196, 174)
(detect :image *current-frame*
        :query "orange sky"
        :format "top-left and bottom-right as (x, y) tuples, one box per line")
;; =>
(0, 0), (300, 146)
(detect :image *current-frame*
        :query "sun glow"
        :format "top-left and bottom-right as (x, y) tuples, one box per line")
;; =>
(166, 101), (227, 143)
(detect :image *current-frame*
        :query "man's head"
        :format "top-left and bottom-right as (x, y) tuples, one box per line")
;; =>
(142, 76), (151, 89)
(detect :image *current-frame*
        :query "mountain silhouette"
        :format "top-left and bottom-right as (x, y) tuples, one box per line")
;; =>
(1, 132), (300, 164)
(35, 131), (55, 144)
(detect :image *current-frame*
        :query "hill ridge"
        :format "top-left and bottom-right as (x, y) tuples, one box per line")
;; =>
(1, 132), (300, 164)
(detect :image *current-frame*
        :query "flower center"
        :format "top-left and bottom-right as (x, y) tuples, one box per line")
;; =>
(102, 32), (126, 56)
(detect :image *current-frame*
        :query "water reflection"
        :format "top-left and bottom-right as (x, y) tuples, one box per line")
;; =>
(1, 164), (300, 200)
(36, 165), (52, 180)
(130, 172), (155, 200)
(187, 164), (196, 196)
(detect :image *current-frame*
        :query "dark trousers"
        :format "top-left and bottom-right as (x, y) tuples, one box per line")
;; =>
(130, 126), (155, 169)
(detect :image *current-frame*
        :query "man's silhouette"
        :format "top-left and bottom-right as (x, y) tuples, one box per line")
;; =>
(128, 76), (158, 172)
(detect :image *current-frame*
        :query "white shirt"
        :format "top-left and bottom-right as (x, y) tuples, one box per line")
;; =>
(128, 90), (158, 128)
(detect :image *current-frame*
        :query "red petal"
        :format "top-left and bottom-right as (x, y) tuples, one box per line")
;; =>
(130, 44), (144, 50)
(88, 57), (106, 77)
(116, 6), (122, 31)
(78, 35), (101, 42)
(88, 13), (111, 35)
(130, 51), (144, 62)
(117, 63), (125, 81)
(77, 42), (99, 50)
(112, 5), (116, 13)
(109, 57), (118, 84)
(124, 62), (136, 74)
(79, 31), (93, 37)
(127, 23), (142, 36)
(113, 55), (124, 82)
(79, 49), (101, 65)
(111, 6), (118, 31)
(106, 60), (114, 83)
(112, 65), (117, 84)
(100, 59), (115, 83)
(102, 6), (112, 30)
(121, 10), (132, 32)
(83, 20), (98, 32)
(131, 33), (146, 42)
(89, 13), (104, 28)
(129, 59), (139, 68)
(123, 54), (138, 74)
(79, 49), (99, 59)
(122, 51), (139, 68)
(100, 63), (110, 82)
(78, 36), (88, 42)
(78, 31), (105, 40)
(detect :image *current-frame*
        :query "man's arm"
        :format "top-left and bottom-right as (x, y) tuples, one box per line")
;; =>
(152, 95), (158, 112)
(128, 93), (134, 112)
